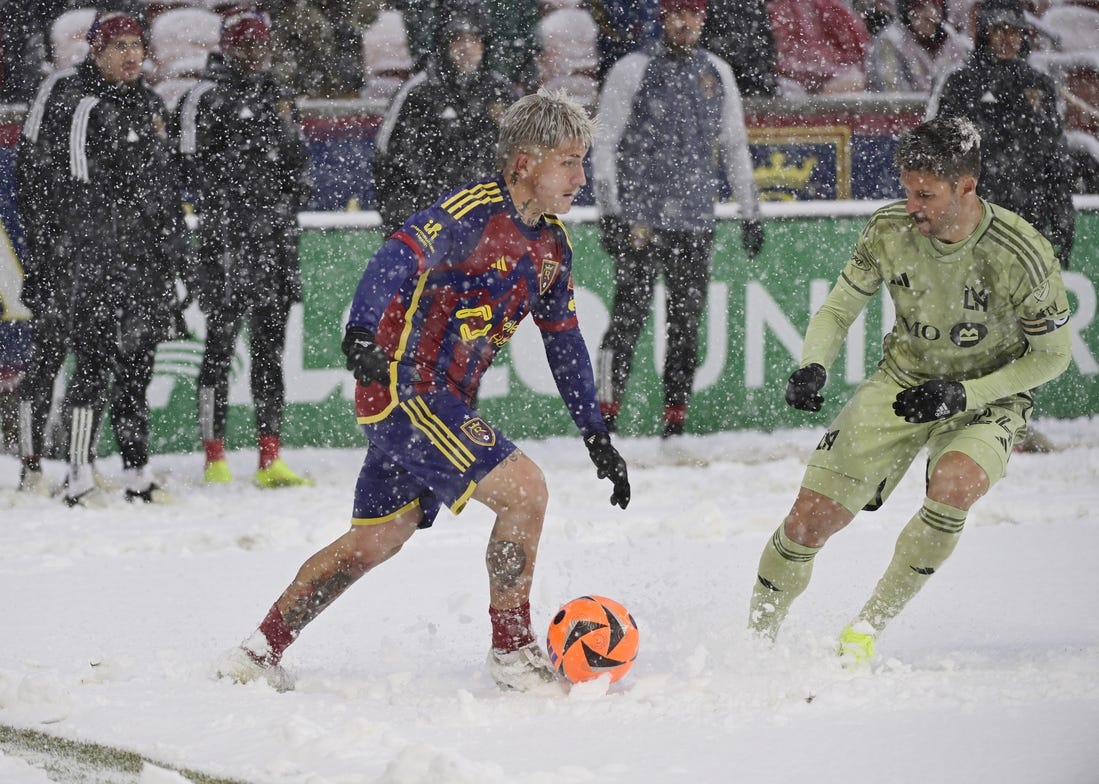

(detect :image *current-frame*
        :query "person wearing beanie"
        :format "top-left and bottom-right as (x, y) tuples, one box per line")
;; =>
(592, 0), (764, 445)
(927, 0), (1076, 453)
(865, 0), (970, 92)
(176, 7), (314, 487)
(31, 11), (187, 505)
(372, 0), (519, 237)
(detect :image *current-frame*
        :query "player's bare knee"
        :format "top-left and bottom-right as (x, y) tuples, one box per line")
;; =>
(928, 451), (989, 509)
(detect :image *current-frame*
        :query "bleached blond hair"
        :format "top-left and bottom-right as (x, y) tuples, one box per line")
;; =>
(496, 88), (595, 168)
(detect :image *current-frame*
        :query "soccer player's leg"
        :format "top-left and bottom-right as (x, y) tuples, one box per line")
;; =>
(368, 391), (555, 688)
(850, 397), (1026, 653)
(219, 442), (427, 689)
(750, 371), (924, 641)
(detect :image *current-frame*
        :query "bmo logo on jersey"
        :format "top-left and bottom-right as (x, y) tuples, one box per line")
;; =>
(950, 322), (989, 347)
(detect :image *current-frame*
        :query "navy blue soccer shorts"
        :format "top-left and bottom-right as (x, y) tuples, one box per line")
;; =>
(351, 389), (517, 528)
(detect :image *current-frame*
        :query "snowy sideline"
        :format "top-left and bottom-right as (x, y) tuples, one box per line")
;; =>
(2, 418), (1098, 783)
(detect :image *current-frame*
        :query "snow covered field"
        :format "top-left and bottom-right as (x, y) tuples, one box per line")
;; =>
(2, 419), (1098, 783)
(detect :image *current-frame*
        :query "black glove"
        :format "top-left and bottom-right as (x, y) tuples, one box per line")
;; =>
(742, 219), (765, 258)
(584, 431), (630, 509)
(342, 327), (390, 385)
(893, 381), (966, 423)
(785, 363), (827, 412)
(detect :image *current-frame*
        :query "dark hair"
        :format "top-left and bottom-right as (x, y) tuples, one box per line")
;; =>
(895, 116), (981, 180)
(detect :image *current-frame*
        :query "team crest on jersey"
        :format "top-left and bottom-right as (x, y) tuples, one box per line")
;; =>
(537, 258), (560, 294)
(1033, 281), (1050, 303)
(461, 417), (496, 447)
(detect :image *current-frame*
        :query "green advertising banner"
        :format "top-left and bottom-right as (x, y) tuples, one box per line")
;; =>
(143, 208), (1099, 454)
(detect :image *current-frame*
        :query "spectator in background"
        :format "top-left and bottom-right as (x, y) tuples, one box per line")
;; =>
(593, 0), (763, 441)
(47, 12), (187, 506)
(767, 0), (871, 95)
(266, 0), (380, 96)
(928, 0), (1076, 453)
(852, 0), (898, 36)
(12, 44), (83, 493)
(866, 0), (970, 93)
(589, 0), (661, 82)
(701, 0), (778, 97)
(398, 0), (539, 90)
(928, 0), (1074, 267)
(372, 0), (519, 235)
(177, 8), (314, 487)
(0, 0), (65, 103)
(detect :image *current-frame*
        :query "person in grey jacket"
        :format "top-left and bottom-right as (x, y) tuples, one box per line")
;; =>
(592, 0), (763, 439)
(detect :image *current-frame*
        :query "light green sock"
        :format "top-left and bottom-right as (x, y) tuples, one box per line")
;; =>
(857, 497), (966, 633)
(749, 524), (821, 640)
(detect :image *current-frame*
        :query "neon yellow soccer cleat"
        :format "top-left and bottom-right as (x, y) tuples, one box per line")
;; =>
(837, 623), (876, 667)
(204, 459), (233, 484)
(253, 458), (314, 488)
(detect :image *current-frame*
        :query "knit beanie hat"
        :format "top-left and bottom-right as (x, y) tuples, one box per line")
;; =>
(87, 11), (143, 54)
(221, 8), (271, 49)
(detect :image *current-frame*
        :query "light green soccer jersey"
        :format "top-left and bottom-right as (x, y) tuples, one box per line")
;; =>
(802, 199), (1072, 410)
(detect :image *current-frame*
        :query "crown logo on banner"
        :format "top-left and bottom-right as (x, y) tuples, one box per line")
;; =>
(754, 151), (818, 192)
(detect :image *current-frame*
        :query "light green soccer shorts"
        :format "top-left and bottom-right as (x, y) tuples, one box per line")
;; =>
(801, 369), (1033, 515)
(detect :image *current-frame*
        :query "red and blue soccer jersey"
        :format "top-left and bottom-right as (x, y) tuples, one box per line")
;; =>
(347, 176), (605, 438)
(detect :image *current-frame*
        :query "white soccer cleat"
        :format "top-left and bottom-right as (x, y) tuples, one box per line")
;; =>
(486, 642), (560, 691)
(215, 640), (295, 693)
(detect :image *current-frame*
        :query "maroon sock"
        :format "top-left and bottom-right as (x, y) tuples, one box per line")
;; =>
(203, 438), (225, 465)
(258, 435), (280, 469)
(489, 601), (535, 652)
(255, 603), (296, 665)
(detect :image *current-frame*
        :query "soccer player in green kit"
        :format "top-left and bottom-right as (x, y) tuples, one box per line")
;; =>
(748, 116), (1072, 662)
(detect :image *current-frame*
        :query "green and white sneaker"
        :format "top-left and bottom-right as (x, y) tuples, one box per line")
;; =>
(837, 622), (877, 667)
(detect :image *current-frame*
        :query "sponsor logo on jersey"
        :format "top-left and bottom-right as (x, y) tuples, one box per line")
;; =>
(493, 255), (510, 274)
(461, 417), (496, 447)
(889, 272), (911, 288)
(816, 429), (839, 451)
(949, 322), (988, 347)
(411, 219), (442, 254)
(489, 319), (519, 347)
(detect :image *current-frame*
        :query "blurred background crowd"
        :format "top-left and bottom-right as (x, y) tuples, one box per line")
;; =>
(0, 1), (1093, 107)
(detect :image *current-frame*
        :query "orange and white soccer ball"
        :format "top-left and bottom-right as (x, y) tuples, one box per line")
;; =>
(546, 595), (639, 683)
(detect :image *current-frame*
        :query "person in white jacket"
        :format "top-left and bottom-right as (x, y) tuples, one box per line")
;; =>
(592, 0), (762, 439)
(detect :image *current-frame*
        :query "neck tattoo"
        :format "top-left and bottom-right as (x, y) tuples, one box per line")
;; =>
(517, 198), (540, 226)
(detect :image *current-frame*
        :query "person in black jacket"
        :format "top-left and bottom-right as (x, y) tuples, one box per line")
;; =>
(177, 9), (313, 487)
(50, 12), (187, 506)
(14, 62), (81, 493)
(372, 0), (519, 236)
(928, 0), (1075, 268)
